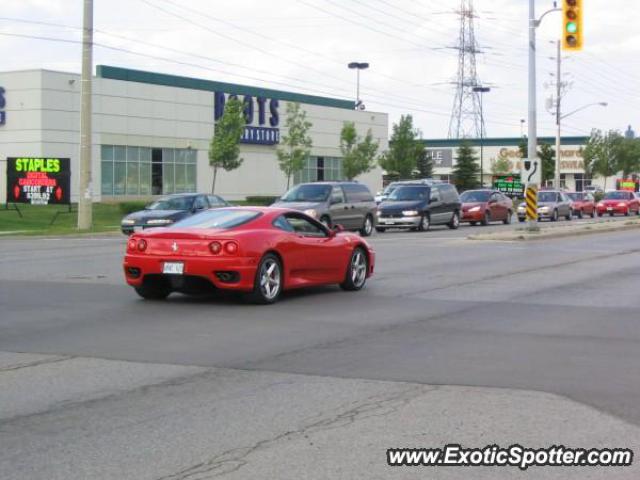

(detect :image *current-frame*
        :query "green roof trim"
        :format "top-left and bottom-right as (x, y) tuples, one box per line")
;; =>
(422, 136), (589, 148)
(96, 65), (355, 110)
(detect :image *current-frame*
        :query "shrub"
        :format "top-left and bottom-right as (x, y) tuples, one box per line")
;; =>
(244, 195), (280, 206)
(118, 201), (149, 215)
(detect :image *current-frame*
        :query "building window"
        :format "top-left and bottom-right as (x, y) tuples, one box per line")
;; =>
(293, 156), (343, 184)
(101, 145), (196, 196)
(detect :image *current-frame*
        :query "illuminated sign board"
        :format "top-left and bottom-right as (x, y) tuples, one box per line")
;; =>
(214, 92), (280, 145)
(494, 175), (524, 196)
(6, 157), (71, 205)
(0, 87), (6, 125)
(617, 179), (638, 192)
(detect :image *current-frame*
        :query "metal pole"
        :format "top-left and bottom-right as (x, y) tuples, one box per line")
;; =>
(479, 93), (484, 187)
(77, 0), (93, 230)
(527, 0), (538, 230)
(554, 39), (562, 190)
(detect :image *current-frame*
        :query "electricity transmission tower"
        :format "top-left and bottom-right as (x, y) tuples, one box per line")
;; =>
(448, 0), (484, 139)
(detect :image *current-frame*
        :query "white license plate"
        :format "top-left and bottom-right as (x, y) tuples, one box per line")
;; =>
(383, 220), (395, 224)
(133, 226), (143, 232)
(163, 262), (184, 275)
(607, 207), (613, 211)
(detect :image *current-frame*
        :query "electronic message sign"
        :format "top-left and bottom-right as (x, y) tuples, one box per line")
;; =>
(6, 157), (71, 205)
(494, 175), (524, 196)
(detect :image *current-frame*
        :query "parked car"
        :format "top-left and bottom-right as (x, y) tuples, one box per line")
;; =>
(123, 207), (375, 304)
(584, 185), (604, 195)
(121, 193), (229, 235)
(566, 192), (596, 219)
(376, 182), (461, 232)
(460, 189), (513, 226)
(596, 190), (640, 217)
(517, 190), (572, 222)
(271, 181), (377, 236)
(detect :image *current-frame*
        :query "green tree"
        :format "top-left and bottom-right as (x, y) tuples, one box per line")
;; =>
(538, 142), (556, 185)
(208, 97), (245, 193)
(582, 129), (623, 190)
(617, 137), (640, 178)
(277, 102), (313, 189)
(452, 141), (480, 191)
(490, 151), (512, 176)
(413, 142), (432, 178)
(379, 115), (422, 178)
(340, 122), (379, 180)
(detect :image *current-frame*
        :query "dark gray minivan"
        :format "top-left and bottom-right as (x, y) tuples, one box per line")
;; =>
(272, 181), (378, 236)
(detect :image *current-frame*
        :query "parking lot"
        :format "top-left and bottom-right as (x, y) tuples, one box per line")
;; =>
(2, 221), (640, 479)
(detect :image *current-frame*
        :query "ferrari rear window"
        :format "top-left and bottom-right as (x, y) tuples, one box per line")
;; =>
(172, 209), (261, 229)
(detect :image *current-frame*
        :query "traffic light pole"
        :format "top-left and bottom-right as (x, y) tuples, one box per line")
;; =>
(527, 0), (538, 231)
(554, 39), (562, 190)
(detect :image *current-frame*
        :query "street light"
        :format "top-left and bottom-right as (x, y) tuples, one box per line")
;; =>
(555, 101), (607, 190)
(348, 62), (369, 110)
(473, 86), (491, 187)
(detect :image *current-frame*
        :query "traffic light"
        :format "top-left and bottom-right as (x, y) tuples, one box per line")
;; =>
(562, 0), (583, 51)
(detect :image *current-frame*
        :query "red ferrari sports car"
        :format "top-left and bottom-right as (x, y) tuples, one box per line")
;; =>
(123, 207), (375, 304)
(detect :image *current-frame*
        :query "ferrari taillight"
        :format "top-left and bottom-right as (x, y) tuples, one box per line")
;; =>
(224, 241), (238, 255)
(209, 241), (222, 254)
(137, 239), (147, 252)
(127, 238), (137, 251)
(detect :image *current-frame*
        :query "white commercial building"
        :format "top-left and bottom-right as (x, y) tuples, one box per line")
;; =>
(0, 66), (387, 203)
(425, 137), (595, 191)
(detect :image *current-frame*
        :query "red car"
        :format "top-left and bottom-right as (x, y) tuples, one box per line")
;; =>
(566, 192), (596, 218)
(123, 207), (375, 304)
(596, 191), (640, 217)
(460, 189), (513, 225)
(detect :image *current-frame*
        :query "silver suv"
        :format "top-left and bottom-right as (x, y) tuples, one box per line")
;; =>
(272, 182), (378, 236)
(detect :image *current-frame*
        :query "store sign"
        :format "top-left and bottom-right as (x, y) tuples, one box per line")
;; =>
(617, 179), (638, 192)
(0, 87), (6, 125)
(427, 148), (453, 168)
(494, 175), (524, 196)
(6, 157), (71, 205)
(214, 92), (280, 145)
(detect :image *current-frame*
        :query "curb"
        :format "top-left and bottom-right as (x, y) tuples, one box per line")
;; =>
(468, 220), (640, 241)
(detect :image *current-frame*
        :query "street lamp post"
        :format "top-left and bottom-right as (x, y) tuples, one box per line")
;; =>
(555, 101), (607, 190)
(348, 62), (369, 110)
(473, 86), (491, 187)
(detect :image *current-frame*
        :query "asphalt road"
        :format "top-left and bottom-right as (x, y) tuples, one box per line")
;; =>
(1, 220), (640, 479)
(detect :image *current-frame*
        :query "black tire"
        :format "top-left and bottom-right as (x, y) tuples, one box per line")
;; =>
(470, 221), (477, 226)
(448, 211), (460, 230)
(551, 209), (559, 222)
(503, 210), (512, 224)
(319, 215), (332, 228)
(518, 217), (526, 223)
(359, 215), (374, 237)
(565, 210), (572, 221)
(609, 212), (614, 217)
(375, 227), (386, 233)
(481, 211), (490, 226)
(417, 213), (430, 232)
(624, 209), (630, 217)
(134, 282), (170, 300)
(591, 209), (596, 218)
(577, 209), (583, 219)
(340, 247), (368, 291)
(247, 253), (283, 304)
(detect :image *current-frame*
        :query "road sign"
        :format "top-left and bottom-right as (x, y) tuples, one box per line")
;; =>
(525, 185), (538, 222)
(493, 175), (525, 196)
(520, 158), (541, 187)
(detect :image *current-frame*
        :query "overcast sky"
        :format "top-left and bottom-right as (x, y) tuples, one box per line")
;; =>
(1, 0), (638, 140)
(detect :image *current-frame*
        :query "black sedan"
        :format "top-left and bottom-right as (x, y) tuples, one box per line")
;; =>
(121, 193), (229, 235)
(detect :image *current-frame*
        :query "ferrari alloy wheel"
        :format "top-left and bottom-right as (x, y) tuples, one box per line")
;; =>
(249, 253), (282, 304)
(340, 247), (368, 291)
(360, 215), (374, 237)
